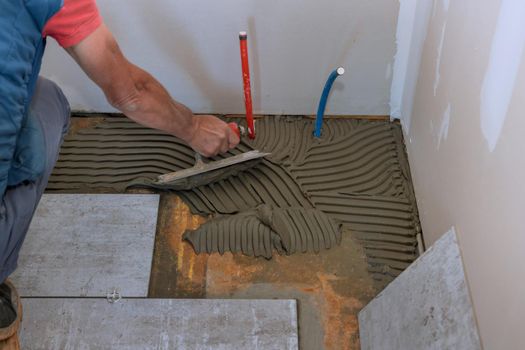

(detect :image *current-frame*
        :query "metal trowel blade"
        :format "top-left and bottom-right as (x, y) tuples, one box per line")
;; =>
(155, 150), (270, 185)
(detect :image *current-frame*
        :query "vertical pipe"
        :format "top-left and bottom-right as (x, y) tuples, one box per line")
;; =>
(239, 31), (255, 139)
(314, 67), (345, 138)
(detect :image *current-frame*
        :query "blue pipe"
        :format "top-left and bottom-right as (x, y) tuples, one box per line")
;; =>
(314, 67), (345, 138)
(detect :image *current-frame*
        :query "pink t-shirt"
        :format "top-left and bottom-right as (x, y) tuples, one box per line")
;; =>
(42, 0), (102, 48)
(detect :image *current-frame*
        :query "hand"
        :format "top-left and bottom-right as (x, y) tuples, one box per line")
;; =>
(185, 115), (240, 157)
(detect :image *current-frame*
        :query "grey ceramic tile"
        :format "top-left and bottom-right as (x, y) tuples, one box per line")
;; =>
(10, 194), (159, 297)
(20, 298), (298, 350)
(359, 228), (482, 350)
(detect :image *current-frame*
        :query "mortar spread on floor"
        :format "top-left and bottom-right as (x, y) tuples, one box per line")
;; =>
(48, 115), (421, 283)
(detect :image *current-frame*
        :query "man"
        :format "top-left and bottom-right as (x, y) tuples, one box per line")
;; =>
(0, 0), (239, 345)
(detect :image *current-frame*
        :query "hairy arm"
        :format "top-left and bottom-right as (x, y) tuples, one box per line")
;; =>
(65, 23), (238, 156)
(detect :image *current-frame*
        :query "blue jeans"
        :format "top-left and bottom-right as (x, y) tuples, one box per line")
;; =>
(0, 77), (70, 283)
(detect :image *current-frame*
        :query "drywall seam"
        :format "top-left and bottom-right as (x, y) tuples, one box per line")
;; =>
(390, 0), (433, 134)
(480, 0), (525, 152)
(390, 0), (417, 120)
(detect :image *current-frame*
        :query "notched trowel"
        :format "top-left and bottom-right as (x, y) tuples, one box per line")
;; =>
(154, 123), (270, 190)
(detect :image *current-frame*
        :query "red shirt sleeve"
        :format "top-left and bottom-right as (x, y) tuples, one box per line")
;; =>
(42, 0), (102, 48)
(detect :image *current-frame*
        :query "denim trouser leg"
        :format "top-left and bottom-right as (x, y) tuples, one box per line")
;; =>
(0, 77), (70, 283)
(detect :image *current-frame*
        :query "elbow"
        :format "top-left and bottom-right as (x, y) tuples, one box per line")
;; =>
(107, 89), (141, 113)
(105, 63), (150, 114)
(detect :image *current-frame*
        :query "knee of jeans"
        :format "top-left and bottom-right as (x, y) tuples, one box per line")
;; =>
(36, 77), (71, 134)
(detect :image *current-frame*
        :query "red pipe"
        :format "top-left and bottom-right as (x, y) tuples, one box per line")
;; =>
(239, 31), (255, 139)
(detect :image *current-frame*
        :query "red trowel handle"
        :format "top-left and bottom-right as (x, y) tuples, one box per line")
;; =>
(228, 122), (246, 139)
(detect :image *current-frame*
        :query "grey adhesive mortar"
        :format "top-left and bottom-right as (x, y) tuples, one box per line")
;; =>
(48, 116), (421, 283)
(183, 205), (342, 259)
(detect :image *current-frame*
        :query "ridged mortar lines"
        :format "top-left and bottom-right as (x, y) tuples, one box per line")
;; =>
(248, 116), (314, 164)
(49, 117), (253, 191)
(175, 160), (313, 215)
(48, 116), (421, 283)
(246, 116), (360, 165)
(183, 214), (278, 259)
(183, 207), (341, 258)
(289, 123), (406, 197)
(310, 191), (418, 280)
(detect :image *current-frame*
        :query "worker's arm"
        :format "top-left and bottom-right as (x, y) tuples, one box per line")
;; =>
(65, 24), (239, 157)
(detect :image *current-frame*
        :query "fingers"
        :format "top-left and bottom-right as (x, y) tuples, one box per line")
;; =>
(199, 149), (215, 158)
(219, 132), (230, 154)
(187, 115), (240, 157)
(226, 124), (240, 149)
(213, 121), (230, 155)
(198, 137), (227, 157)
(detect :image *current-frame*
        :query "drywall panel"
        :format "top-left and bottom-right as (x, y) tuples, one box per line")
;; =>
(402, 0), (525, 348)
(359, 228), (481, 350)
(10, 194), (159, 297)
(20, 298), (298, 349)
(40, 0), (399, 115)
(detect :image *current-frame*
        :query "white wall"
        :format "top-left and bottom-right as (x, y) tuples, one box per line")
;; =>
(41, 0), (399, 115)
(395, 0), (525, 348)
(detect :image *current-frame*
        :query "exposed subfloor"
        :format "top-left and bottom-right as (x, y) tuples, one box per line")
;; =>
(149, 194), (380, 350)
(46, 114), (421, 350)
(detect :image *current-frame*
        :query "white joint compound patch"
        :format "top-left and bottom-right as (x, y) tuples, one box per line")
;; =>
(437, 103), (451, 150)
(480, 0), (525, 151)
(433, 20), (447, 96)
(442, 0), (450, 12)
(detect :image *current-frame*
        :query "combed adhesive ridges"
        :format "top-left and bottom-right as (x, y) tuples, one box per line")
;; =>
(48, 116), (421, 283)
(183, 206), (341, 259)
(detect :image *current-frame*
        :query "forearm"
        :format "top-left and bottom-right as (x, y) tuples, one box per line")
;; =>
(108, 63), (196, 143)
(67, 23), (239, 156)
(66, 24), (196, 142)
